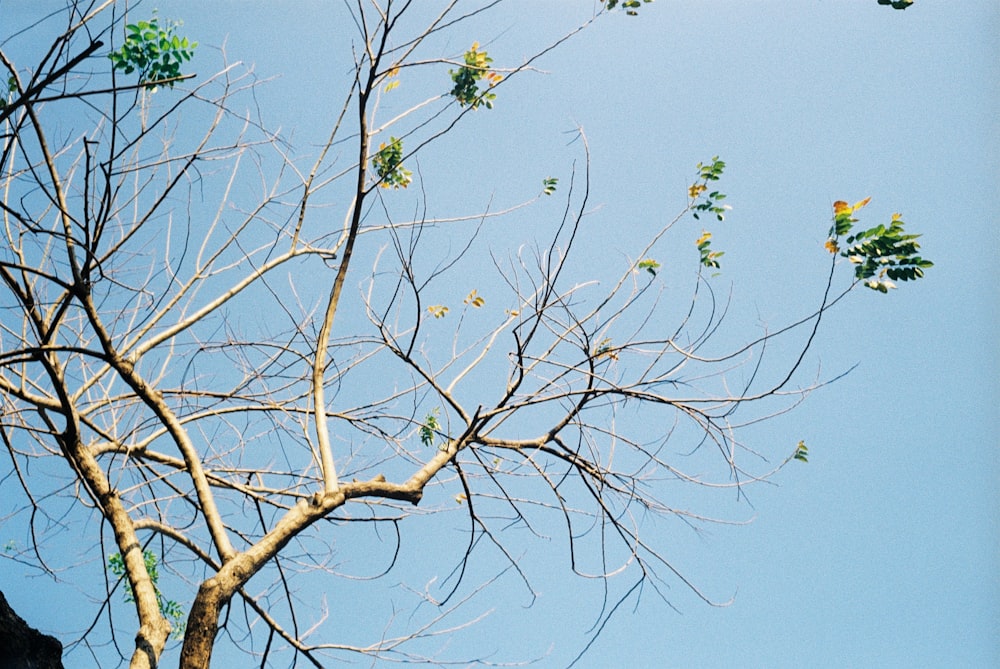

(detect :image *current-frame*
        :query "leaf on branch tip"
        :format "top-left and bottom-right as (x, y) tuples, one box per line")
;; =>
(428, 305), (449, 318)
(420, 409), (440, 448)
(637, 258), (661, 276)
(852, 196), (872, 212)
(594, 338), (619, 361)
(464, 290), (485, 307)
(794, 441), (809, 463)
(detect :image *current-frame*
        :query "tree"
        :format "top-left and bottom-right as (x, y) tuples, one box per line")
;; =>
(0, 2), (928, 668)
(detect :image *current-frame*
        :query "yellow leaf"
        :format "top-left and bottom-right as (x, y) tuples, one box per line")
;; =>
(463, 289), (485, 307)
(383, 79), (400, 92)
(594, 337), (618, 361)
(689, 183), (707, 199)
(428, 305), (449, 318)
(852, 196), (872, 212)
(824, 239), (839, 254)
(891, 212), (903, 222)
(695, 230), (712, 246)
(832, 200), (852, 215)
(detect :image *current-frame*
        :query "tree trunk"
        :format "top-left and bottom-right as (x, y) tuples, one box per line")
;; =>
(177, 498), (340, 667)
(178, 578), (229, 669)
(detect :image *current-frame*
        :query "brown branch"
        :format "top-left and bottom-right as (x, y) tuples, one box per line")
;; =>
(0, 40), (104, 125)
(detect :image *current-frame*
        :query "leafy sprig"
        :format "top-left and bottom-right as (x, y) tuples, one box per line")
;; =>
(449, 43), (502, 109)
(690, 156), (729, 222)
(637, 258), (661, 276)
(108, 550), (186, 638)
(371, 137), (412, 189)
(606, 0), (655, 16)
(793, 441), (809, 463)
(826, 198), (932, 293)
(688, 157), (729, 271)
(108, 13), (196, 90)
(877, 0), (914, 9)
(696, 230), (723, 270)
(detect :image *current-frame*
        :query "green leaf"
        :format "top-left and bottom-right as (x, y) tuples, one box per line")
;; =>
(836, 208), (930, 293)
(637, 258), (661, 276)
(372, 136), (412, 189)
(449, 43), (501, 109)
(419, 409), (440, 448)
(793, 441), (809, 463)
(109, 13), (197, 89)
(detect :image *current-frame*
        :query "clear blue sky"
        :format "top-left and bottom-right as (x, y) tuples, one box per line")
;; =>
(1, 2), (996, 667)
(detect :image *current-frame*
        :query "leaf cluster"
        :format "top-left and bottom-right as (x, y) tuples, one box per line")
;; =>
(420, 408), (444, 449)
(877, 0), (914, 9)
(463, 289), (485, 308)
(637, 258), (661, 276)
(593, 337), (619, 361)
(690, 157), (729, 222)
(793, 441), (809, 463)
(108, 550), (186, 638)
(828, 199), (932, 293)
(449, 43), (501, 109)
(0, 76), (15, 109)
(696, 230), (723, 270)
(371, 136), (412, 189)
(605, 0), (655, 16)
(687, 157), (729, 271)
(427, 304), (449, 318)
(108, 14), (196, 90)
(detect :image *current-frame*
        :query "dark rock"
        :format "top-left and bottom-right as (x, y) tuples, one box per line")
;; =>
(0, 591), (64, 669)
